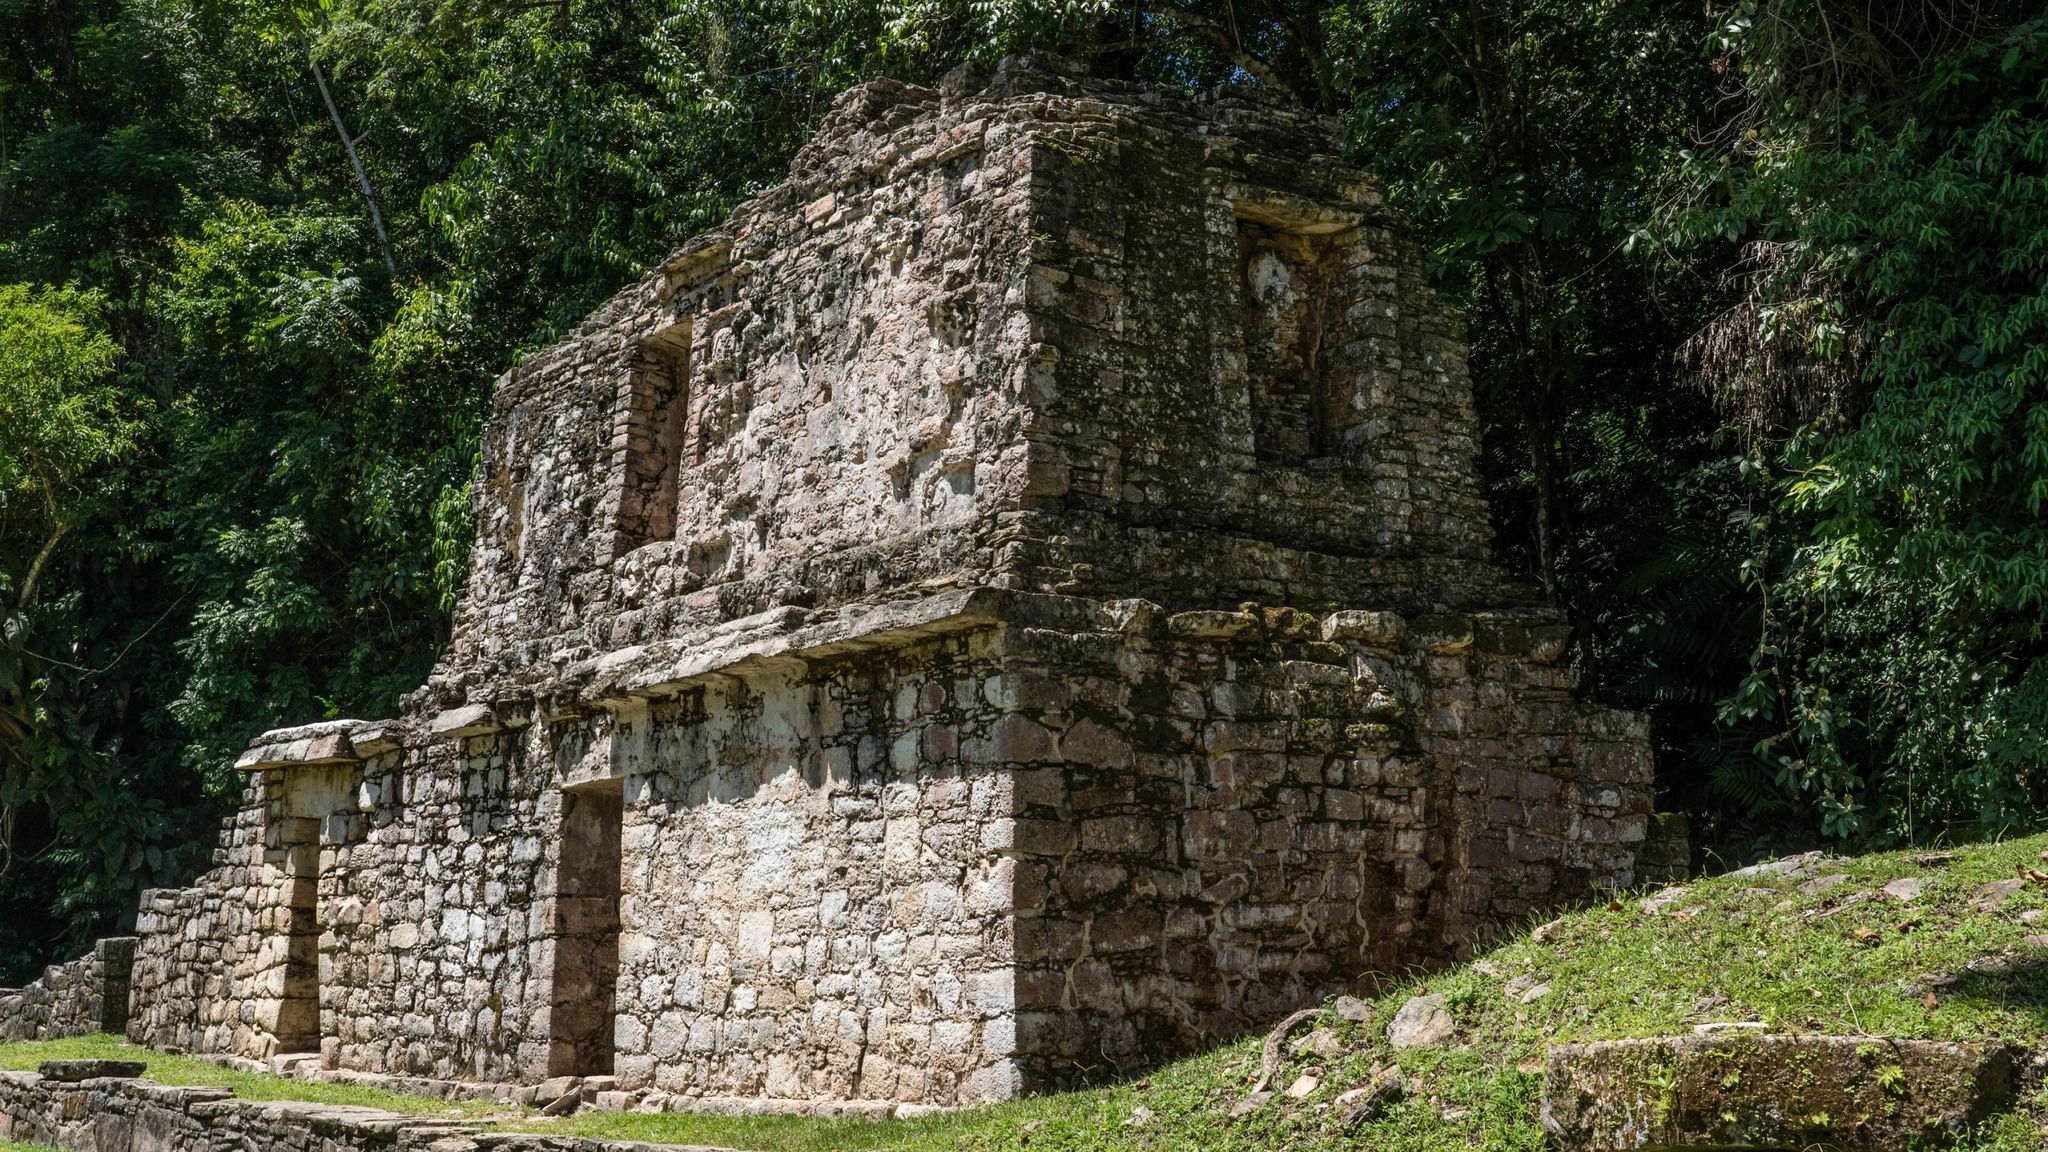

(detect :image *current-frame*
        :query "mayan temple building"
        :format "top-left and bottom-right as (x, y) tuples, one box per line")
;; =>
(116, 58), (1667, 1108)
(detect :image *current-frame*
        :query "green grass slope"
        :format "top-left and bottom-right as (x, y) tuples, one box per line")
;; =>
(0, 834), (2042, 1151)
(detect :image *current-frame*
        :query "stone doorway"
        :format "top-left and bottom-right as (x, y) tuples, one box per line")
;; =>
(548, 779), (624, 1076)
(268, 763), (354, 1057)
(274, 841), (322, 1054)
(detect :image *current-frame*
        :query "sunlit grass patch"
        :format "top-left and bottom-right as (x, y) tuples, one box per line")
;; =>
(0, 1032), (505, 1119)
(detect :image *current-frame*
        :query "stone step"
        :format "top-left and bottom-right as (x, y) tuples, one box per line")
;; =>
(36, 1059), (147, 1082)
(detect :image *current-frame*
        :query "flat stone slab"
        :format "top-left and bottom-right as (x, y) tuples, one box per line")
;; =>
(1541, 1034), (2012, 1150)
(38, 1058), (148, 1082)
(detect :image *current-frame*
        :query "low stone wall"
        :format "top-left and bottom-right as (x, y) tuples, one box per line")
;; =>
(0, 1070), (726, 1152)
(0, 938), (135, 1042)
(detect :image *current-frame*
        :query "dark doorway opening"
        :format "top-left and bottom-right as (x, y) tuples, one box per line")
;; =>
(548, 780), (624, 1076)
(275, 829), (322, 1054)
(612, 321), (692, 556)
(268, 763), (354, 1056)
(1237, 214), (1339, 463)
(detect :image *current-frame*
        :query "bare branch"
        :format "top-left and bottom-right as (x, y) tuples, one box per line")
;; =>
(17, 520), (68, 610)
(1153, 2), (1302, 104)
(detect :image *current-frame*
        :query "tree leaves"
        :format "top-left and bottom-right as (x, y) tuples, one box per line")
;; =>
(1686, 8), (2048, 843)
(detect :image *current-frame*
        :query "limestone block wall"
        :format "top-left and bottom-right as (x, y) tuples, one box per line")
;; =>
(312, 638), (1020, 1096)
(126, 592), (1651, 1105)
(0, 938), (135, 1042)
(315, 733), (564, 1081)
(129, 785), (284, 1058)
(444, 79), (1041, 707)
(132, 730), (602, 1081)
(427, 60), (1540, 718)
(979, 600), (1648, 1088)
(129, 750), (401, 1062)
(999, 83), (1497, 601)
(608, 638), (1017, 1105)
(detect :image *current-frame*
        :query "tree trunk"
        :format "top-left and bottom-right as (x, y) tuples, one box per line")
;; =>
(308, 53), (396, 276)
(17, 520), (68, 609)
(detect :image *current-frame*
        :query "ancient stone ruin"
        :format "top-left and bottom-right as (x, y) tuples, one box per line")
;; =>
(0, 938), (133, 1043)
(119, 59), (1661, 1108)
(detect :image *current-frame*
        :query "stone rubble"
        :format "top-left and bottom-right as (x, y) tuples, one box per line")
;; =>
(1385, 994), (1455, 1049)
(1882, 876), (1925, 902)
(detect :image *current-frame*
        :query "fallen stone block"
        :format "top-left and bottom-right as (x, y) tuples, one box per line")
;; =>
(38, 1059), (148, 1081)
(1542, 1033), (2013, 1150)
(1337, 1066), (1405, 1128)
(1727, 850), (1830, 880)
(1387, 994), (1455, 1049)
(530, 1075), (580, 1107)
(1332, 995), (1373, 1022)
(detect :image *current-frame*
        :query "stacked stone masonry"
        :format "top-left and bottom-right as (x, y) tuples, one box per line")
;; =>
(0, 1070), (722, 1152)
(124, 58), (1660, 1106)
(0, 938), (134, 1043)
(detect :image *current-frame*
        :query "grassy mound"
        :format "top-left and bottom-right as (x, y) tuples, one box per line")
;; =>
(0, 833), (2042, 1151)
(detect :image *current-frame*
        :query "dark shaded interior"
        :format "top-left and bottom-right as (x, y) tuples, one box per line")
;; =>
(548, 780), (624, 1076)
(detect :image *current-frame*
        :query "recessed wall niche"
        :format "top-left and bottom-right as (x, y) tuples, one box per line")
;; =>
(1238, 217), (1337, 464)
(612, 320), (692, 555)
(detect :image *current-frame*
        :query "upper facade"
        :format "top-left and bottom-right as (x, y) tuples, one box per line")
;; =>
(428, 58), (1518, 718)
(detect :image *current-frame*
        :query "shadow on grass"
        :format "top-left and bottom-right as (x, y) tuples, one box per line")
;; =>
(1944, 954), (2048, 1032)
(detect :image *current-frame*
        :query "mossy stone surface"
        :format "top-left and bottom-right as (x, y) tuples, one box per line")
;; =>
(1541, 1034), (2014, 1150)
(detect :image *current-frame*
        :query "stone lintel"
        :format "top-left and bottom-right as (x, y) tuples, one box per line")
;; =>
(581, 587), (1018, 704)
(235, 719), (404, 772)
(1228, 181), (1369, 233)
(427, 703), (503, 739)
(658, 233), (734, 290)
(547, 590), (1577, 718)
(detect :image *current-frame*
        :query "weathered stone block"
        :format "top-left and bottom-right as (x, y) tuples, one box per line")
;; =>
(38, 1060), (146, 1082)
(1541, 1034), (2013, 1151)
(1167, 611), (1260, 642)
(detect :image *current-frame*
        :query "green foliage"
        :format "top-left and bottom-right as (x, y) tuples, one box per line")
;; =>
(0, 285), (131, 513)
(1334, 0), (1766, 836)
(1674, 5), (2048, 843)
(0, 282), (172, 977)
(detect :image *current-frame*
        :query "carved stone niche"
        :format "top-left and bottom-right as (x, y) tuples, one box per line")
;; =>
(1233, 192), (1363, 465)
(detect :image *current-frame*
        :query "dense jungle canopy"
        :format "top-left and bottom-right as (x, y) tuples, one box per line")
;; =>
(0, 0), (2043, 981)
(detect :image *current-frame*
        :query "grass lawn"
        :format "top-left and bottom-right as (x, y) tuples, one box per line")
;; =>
(1, 833), (2044, 1150)
(0, 1033), (504, 1120)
